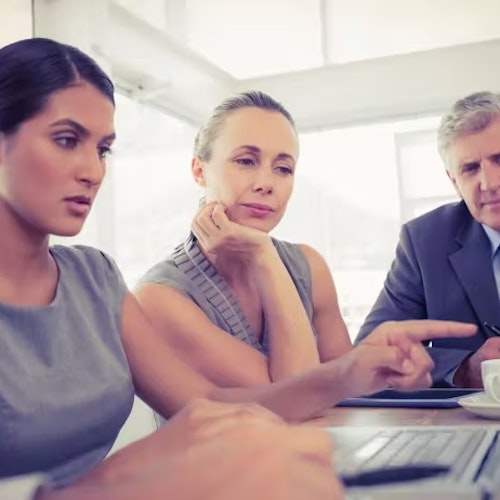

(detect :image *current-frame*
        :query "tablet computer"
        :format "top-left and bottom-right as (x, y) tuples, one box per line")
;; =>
(337, 388), (481, 408)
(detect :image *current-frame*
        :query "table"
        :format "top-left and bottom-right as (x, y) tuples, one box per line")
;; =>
(310, 406), (500, 427)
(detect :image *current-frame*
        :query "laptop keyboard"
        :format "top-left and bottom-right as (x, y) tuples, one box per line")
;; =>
(337, 429), (486, 481)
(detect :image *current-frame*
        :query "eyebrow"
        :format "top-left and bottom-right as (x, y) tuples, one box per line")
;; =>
(235, 145), (296, 162)
(49, 118), (116, 142)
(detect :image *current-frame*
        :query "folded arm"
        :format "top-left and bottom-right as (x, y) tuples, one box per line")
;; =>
(250, 243), (320, 379)
(122, 292), (476, 422)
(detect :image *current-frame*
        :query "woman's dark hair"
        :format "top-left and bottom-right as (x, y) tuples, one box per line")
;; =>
(0, 37), (114, 135)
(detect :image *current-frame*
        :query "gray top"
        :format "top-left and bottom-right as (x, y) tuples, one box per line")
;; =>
(137, 234), (316, 353)
(0, 245), (134, 489)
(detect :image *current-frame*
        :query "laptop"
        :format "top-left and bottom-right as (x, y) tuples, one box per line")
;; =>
(327, 425), (500, 499)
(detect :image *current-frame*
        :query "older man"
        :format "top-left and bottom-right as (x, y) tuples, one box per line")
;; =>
(357, 91), (500, 388)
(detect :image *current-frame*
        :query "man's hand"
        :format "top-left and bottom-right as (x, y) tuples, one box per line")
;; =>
(191, 202), (273, 260)
(454, 337), (500, 387)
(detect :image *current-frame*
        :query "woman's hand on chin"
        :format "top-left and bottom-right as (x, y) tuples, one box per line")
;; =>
(192, 202), (274, 261)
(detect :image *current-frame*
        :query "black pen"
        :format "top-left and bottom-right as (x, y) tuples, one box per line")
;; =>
(341, 464), (451, 487)
(483, 322), (500, 337)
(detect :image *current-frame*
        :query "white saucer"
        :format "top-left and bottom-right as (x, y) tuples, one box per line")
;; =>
(458, 391), (500, 419)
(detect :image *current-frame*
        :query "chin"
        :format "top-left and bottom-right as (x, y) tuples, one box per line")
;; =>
(50, 222), (86, 238)
(241, 218), (275, 233)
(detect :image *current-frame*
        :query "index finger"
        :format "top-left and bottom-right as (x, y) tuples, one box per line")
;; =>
(387, 320), (477, 342)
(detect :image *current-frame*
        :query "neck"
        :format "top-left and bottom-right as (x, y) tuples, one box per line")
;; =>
(0, 199), (52, 286)
(197, 243), (252, 286)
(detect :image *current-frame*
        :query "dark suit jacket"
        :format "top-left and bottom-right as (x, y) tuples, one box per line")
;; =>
(356, 201), (500, 384)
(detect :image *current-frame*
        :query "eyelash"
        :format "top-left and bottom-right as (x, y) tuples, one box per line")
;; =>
(276, 166), (293, 175)
(55, 136), (78, 149)
(234, 158), (293, 174)
(461, 164), (479, 174)
(54, 136), (112, 159)
(235, 158), (255, 166)
(98, 146), (113, 159)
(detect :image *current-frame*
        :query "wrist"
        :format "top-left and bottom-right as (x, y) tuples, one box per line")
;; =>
(308, 361), (350, 410)
(249, 241), (279, 268)
(452, 357), (472, 387)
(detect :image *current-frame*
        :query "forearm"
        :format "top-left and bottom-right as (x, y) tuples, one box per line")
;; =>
(209, 361), (347, 423)
(252, 246), (320, 380)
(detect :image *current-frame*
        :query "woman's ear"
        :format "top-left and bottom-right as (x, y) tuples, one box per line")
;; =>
(191, 156), (206, 187)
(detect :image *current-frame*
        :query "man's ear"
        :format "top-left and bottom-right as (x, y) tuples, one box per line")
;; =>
(191, 156), (206, 187)
(446, 169), (462, 198)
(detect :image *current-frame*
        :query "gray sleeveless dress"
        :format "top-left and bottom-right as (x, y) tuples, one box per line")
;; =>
(0, 245), (134, 489)
(137, 234), (317, 354)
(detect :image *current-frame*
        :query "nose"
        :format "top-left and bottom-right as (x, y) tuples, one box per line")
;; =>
(479, 159), (500, 192)
(76, 150), (105, 187)
(252, 167), (274, 194)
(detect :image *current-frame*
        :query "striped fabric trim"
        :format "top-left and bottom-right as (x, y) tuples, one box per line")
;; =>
(172, 235), (265, 353)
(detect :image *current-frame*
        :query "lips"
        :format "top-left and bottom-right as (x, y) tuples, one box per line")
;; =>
(482, 199), (500, 206)
(241, 202), (275, 219)
(241, 203), (274, 212)
(65, 195), (91, 205)
(64, 195), (92, 216)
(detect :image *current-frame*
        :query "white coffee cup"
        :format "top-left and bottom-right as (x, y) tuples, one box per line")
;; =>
(481, 359), (500, 403)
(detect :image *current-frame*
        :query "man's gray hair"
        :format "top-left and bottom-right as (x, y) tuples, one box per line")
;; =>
(193, 90), (295, 162)
(437, 91), (500, 169)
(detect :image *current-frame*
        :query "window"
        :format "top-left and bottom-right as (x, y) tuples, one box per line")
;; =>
(326, 0), (500, 63)
(395, 129), (459, 223)
(0, 0), (32, 47)
(272, 115), (443, 338)
(112, 94), (198, 286)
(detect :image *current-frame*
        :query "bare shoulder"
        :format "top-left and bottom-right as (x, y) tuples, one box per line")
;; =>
(297, 243), (330, 273)
(296, 243), (338, 297)
(135, 281), (181, 300)
(134, 282), (193, 317)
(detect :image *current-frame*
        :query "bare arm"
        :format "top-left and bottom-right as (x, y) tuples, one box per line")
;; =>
(134, 283), (272, 387)
(38, 401), (342, 500)
(191, 202), (320, 381)
(123, 291), (341, 421)
(299, 244), (352, 362)
(250, 244), (320, 379)
(122, 292), (476, 422)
